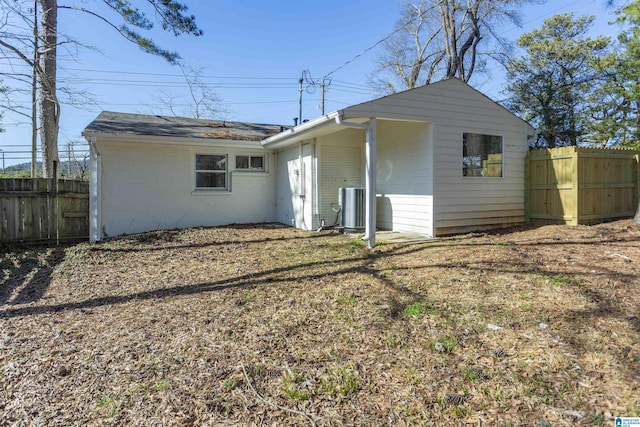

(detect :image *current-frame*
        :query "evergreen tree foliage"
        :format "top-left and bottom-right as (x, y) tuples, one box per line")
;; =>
(505, 14), (609, 148)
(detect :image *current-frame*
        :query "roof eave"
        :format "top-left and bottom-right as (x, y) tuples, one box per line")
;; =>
(82, 131), (266, 148)
(261, 111), (342, 149)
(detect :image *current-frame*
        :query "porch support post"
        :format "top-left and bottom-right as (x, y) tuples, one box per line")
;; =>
(364, 118), (377, 249)
(333, 114), (377, 248)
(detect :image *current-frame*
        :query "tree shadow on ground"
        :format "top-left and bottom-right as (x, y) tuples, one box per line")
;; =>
(0, 245), (66, 306)
(0, 243), (427, 318)
(93, 229), (341, 253)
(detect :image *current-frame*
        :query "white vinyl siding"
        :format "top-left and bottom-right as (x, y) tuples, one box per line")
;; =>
(375, 120), (434, 235)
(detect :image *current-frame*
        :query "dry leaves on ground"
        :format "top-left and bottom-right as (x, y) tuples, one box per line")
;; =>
(1, 220), (639, 426)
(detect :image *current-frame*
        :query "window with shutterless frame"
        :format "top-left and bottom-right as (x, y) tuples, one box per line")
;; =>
(195, 154), (227, 189)
(462, 132), (503, 177)
(235, 155), (265, 171)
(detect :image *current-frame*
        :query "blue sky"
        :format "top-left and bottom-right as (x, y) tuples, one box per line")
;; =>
(0, 0), (623, 167)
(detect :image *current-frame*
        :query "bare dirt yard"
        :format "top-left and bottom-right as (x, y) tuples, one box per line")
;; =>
(1, 220), (639, 426)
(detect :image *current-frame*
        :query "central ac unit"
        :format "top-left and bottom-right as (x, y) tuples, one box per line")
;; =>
(339, 187), (365, 230)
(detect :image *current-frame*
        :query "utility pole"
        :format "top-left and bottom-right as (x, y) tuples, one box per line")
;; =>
(31, 0), (38, 178)
(321, 79), (325, 115)
(67, 142), (71, 175)
(298, 73), (304, 124)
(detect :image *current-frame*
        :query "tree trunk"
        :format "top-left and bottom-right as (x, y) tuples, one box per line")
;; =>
(31, 0), (38, 178)
(39, 0), (59, 178)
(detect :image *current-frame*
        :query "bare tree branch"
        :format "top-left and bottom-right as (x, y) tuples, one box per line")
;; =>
(370, 0), (536, 94)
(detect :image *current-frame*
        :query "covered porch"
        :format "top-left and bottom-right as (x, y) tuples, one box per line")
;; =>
(263, 112), (434, 248)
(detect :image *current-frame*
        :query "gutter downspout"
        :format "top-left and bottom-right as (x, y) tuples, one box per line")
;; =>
(335, 114), (377, 249)
(312, 139), (319, 219)
(298, 141), (306, 229)
(87, 136), (101, 243)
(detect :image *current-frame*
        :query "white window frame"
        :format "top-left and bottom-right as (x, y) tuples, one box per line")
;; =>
(195, 153), (228, 190)
(462, 132), (504, 178)
(235, 154), (266, 172)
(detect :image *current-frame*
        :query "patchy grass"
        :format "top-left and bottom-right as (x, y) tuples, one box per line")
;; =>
(1, 220), (640, 425)
(430, 334), (459, 354)
(402, 300), (432, 318)
(320, 366), (359, 399)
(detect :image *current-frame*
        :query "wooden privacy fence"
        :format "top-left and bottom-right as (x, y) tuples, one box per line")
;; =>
(525, 146), (640, 225)
(0, 178), (89, 243)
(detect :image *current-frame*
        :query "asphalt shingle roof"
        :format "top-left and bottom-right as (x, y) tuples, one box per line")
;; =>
(83, 111), (288, 142)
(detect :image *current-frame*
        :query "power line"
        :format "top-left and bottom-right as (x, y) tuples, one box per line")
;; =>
(0, 61), (375, 93)
(330, 79), (371, 89)
(322, 4), (437, 79)
(60, 67), (298, 80)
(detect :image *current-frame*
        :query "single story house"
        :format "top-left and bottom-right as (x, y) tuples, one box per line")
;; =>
(83, 78), (535, 247)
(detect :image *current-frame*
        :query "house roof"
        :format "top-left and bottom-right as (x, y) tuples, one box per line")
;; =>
(262, 78), (535, 149)
(83, 111), (288, 142)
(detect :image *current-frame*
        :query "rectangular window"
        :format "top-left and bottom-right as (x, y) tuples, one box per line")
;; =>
(195, 154), (227, 189)
(462, 133), (503, 177)
(236, 155), (265, 171)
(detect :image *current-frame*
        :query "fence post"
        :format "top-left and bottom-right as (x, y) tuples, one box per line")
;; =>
(571, 147), (580, 225)
(53, 160), (60, 245)
(524, 150), (531, 224)
(635, 154), (640, 218)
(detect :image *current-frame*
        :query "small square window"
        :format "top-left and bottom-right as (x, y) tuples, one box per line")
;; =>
(462, 133), (503, 177)
(236, 155), (265, 171)
(236, 156), (249, 169)
(250, 156), (264, 170)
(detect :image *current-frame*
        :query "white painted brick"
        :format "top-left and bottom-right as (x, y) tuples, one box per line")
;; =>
(99, 141), (276, 238)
